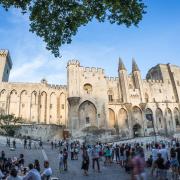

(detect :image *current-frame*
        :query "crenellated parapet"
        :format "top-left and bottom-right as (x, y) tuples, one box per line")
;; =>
(0, 49), (12, 69)
(82, 66), (104, 74)
(67, 60), (80, 66)
(47, 84), (67, 90)
(143, 79), (163, 84)
(105, 76), (119, 82)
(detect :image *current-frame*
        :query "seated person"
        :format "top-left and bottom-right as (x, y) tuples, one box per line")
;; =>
(23, 163), (41, 180)
(6, 168), (21, 180)
(41, 161), (52, 180)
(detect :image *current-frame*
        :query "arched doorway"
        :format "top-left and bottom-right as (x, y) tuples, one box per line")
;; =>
(118, 108), (128, 129)
(133, 124), (142, 137)
(145, 108), (153, 128)
(132, 106), (143, 136)
(108, 108), (115, 128)
(78, 101), (97, 129)
(156, 108), (164, 131)
(118, 108), (128, 137)
(165, 108), (173, 133)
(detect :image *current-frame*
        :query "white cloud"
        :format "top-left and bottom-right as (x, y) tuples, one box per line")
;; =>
(10, 57), (44, 79)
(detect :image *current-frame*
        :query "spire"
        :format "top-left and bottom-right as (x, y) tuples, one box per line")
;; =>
(132, 58), (140, 72)
(118, 57), (126, 71)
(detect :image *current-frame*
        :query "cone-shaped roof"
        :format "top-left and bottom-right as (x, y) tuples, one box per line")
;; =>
(132, 58), (140, 72)
(118, 57), (126, 71)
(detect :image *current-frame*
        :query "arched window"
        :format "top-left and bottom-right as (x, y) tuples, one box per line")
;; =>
(83, 84), (92, 94)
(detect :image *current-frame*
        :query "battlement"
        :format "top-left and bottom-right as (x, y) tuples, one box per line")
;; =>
(82, 66), (104, 74)
(47, 84), (67, 90)
(0, 49), (12, 69)
(105, 77), (119, 81)
(67, 60), (80, 66)
(144, 79), (163, 84)
(0, 49), (9, 57)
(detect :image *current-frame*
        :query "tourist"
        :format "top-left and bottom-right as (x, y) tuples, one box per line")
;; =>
(63, 148), (68, 171)
(131, 149), (146, 180)
(51, 141), (54, 150)
(23, 163), (41, 180)
(0, 164), (5, 179)
(170, 147), (179, 179)
(41, 161), (52, 180)
(58, 151), (63, 172)
(28, 139), (32, 150)
(151, 143), (159, 176)
(12, 139), (16, 149)
(23, 139), (27, 149)
(34, 160), (41, 172)
(120, 144), (125, 167)
(6, 168), (21, 180)
(91, 145), (100, 172)
(115, 145), (120, 163)
(159, 144), (168, 163)
(155, 153), (165, 179)
(81, 148), (89, 176)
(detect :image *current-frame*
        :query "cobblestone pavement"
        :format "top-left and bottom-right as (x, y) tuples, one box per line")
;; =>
(0, 136), (155, 180)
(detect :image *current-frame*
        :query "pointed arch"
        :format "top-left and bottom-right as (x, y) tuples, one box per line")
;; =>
(108, 108), (115, 128)
(145, 108), (153, 128)
(9, 89), (19, 116)
(40, 91), (47, 124)
(59, 92), (66, 125)
(49, 92), (57, 124)
(20, 90), (29, 121)
(165, 108), (173, 132)
(30, 91), (38, 122)
(78, 100), (97, 129)
(156, 108), (164, 130)
(174, 107), (180, 128)
(118, 108), (128, 129)
(0, 89), (7, 114)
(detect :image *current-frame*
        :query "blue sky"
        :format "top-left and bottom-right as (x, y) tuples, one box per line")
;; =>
(0, 0), (180, 85)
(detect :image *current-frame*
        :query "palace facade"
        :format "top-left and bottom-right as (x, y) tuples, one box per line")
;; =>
(1, 49), (180, 138)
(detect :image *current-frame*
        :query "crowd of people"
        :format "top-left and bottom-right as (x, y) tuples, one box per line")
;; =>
(0, 150), (52, 180)
(2, 136), (180, 180)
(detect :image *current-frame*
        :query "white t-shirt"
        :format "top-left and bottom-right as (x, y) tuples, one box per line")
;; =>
(159, 148), (168, 162)
(152, 148), (159, 161)
(58, 153), (63, 162)
(42, 167), (52, 176)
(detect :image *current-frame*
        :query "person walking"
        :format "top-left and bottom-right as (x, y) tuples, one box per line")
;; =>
(91, 145), (101, 173)
(81, 148), (90, 176)
(58, 151), (64, 172)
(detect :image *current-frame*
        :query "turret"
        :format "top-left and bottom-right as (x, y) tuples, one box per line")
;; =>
(67, 60), (80, 98)
(0, 50), (12, 82)
(132, 58), (144, 101)
(118, 58), (130, 102)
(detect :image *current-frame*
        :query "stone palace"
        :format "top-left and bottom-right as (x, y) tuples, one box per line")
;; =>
(0, 49), (180, 138)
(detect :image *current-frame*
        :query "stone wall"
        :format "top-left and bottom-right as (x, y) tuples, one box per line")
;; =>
(16, 124), (64, 141)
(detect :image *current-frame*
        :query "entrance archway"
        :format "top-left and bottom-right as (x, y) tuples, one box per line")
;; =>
(78, 101), (97, 129)
(133, 124), (142, 137)
(145, 108), (153, 128)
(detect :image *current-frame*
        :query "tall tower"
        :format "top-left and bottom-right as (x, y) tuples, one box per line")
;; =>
(0, 50), (12, 82)
(132, 58), (144, 101)
(67, 60), (80, 133)
(67, 60), (80, 97)
(118, 58), (130, 102)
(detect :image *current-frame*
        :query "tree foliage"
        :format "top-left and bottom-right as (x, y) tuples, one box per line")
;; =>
(0, 114), (22, 136)
(0, 0), (146, 57)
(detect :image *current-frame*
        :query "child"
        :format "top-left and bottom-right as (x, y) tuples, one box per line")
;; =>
(58, 151), (64, 172)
